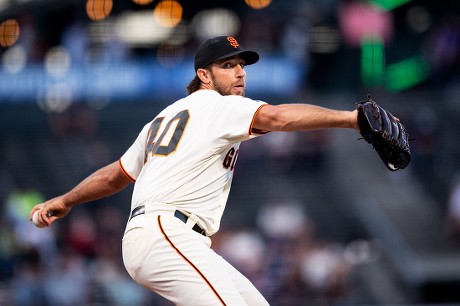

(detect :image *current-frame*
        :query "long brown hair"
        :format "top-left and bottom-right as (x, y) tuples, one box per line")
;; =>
(186, 75), (202, 95)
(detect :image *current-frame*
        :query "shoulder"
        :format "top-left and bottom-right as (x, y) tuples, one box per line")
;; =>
(189, 90), (220, 100)
(218, 94), (266, 106)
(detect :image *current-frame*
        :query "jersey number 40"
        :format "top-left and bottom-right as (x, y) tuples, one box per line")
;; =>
(144, 109), (190, 162)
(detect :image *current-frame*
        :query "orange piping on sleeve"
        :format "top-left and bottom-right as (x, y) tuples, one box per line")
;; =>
(118, 159), (136, 182)
(249, 104), (270, 135)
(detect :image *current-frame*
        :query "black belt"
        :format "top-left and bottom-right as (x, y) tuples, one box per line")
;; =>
(129, 205), (206, 236)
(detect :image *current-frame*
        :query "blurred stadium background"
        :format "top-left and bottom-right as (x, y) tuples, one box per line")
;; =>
(1, 0), (460, 305)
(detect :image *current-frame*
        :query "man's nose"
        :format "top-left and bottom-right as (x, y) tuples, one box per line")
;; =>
(236, 65), (246, 78)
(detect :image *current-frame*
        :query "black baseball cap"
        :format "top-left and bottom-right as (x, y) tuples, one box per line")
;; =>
(194, 36), (259, 71)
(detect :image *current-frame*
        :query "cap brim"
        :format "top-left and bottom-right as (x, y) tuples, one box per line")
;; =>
(213, 50), (259, 66)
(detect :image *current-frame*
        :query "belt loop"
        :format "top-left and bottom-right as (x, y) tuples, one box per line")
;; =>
(178, 211), (196, 229)
(174, 210), (207, 236)
(186, 213), (207, 236)
(186, 212), (200, 227)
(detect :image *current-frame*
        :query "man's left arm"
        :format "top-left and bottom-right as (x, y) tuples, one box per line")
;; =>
(252, 103), (359, 132)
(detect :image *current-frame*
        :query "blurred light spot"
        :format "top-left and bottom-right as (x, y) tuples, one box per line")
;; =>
(0, 0), (9, 11)
(244, 0), (272, 10)
(219, 231), (265, 274)
(309, 26), (340, 53)
(301, 246), (346, 290)
(257, 202), (308, 238)
(132, 0), (153, 5)
(45, 46), (71, 79)
(361, 35), (385, 89)
(87, 92), (110, 110)
(86, 0), (113, 21)
(157, 44), (185, 67)
(339, 2), (392, 47)
(154, 0), (183, 28)
(87, 20), (115, 44)
(0, 19), (20, 47)
(163, 22), (189, 46)
(84, 47), (110, 70)
(116, 11), (173, 46)
(2, 45), (26, 73)
(406, 5), (431, 34)
(37, 84), (73, 113)
(385, 56), (429, 91)
(192, 9), (240, 40)
(370, 0), (411, 11)
(344, 240), (381, 265)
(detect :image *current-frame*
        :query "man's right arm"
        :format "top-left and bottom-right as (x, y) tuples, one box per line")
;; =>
(30, 161), (132, 227)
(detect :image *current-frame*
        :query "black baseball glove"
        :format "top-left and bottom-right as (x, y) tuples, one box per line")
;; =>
(356, 95), (411, 171)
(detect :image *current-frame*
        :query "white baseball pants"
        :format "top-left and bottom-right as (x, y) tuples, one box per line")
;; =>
(122, 204), (270, 306)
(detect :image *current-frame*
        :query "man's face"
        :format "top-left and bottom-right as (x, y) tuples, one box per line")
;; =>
(208, 56), (247, 96)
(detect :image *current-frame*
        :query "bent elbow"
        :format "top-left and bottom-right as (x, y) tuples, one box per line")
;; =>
(101, 162), (130, 191)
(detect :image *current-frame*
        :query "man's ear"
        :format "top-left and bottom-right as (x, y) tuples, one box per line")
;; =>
(197, 68), (211, 84)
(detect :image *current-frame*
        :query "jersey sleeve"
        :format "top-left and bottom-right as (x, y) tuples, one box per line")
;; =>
(119, 122), (150, 181)
(207, 96), (267, 146)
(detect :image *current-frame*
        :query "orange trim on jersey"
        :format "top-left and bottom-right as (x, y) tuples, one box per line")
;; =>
(157, 215), (227, 306)
(249, 104), (270, 135)
(118, 159), (136, 182)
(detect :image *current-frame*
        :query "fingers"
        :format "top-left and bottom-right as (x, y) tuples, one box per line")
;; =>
(29, 204), (44, 221)
(30, 196), (71, 228)
(30, 203), (57, 227)
(42, 211), (51, 226)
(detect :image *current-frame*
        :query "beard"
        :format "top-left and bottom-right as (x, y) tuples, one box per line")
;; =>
(210, 74), (245, 96)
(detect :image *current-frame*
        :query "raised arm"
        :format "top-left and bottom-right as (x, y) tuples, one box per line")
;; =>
(253, 104), (359, 132)
(30, 160), (133, 227)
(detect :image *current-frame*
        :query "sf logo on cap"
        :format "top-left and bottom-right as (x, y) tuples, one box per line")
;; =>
(227, 37), (239, 49)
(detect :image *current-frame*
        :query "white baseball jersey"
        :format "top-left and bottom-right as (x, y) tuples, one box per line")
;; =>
(120, 89), (267, 235)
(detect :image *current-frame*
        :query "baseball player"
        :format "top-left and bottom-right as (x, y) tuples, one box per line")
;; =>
(30, 36), (359, 305)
